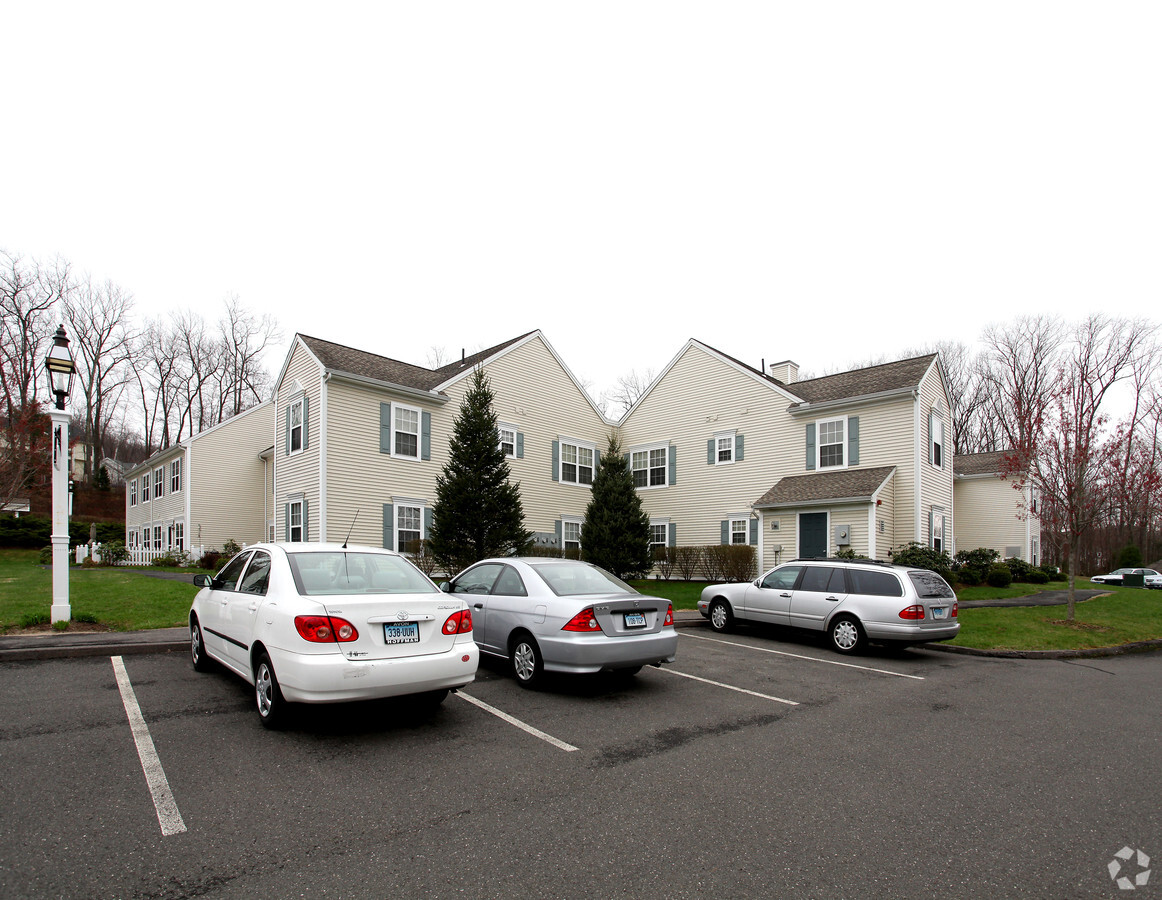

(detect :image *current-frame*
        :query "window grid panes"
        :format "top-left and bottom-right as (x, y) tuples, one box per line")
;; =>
(717, 436), (734, 463)
(398, 506), (421, 553)
(290, 501), (303, 542)
(561, 442), (593, 485)
(395, 407), (419, 457)
(129, 480), (137, 506)
(632, 448), (666, 487)
(174, 522), (184, 552)
(731, 519), (748, 545)
(290, 401), (304, 453)
(499, 427), (516, 458)
(563, 521), (581, 550)
(142, 473), (150, 502)
(932, 417), (944, 468)
(650, 524), (667, 547)
(819, 420), (845, 468)
(154, 467), (165, 497)
(171, 460), (181, 493)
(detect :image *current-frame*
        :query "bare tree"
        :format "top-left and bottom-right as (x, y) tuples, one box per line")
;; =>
(64, 277), (135, 482)
(980, 315), (1065, 459)
(601, 368), (657, 419)
(218, 295), (280, 418)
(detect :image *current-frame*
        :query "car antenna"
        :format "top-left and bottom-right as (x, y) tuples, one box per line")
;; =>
(342, 511), (359, 549)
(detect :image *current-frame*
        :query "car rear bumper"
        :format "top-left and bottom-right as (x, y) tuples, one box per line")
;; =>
(862, 621), (960, 643)
(538, 629), (679, 674)
(268, 642), (479, 703)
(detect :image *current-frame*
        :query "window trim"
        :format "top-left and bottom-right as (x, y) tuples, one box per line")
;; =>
(930, 506), (947, 552)
(395, 503), (425, 555)
(171, 459), (181, 493)
(498, 423), (518, 459)
(559, 438), (596, 486)
(141, 472), (151, 503)
(930, 412), (945, 470)
(129, 479), (137, 507)
(289, 498), (305, 543)
(288, 396), (305, 456)
(816, 416), (847, 470)
(631, 443), (669, 489)
(154, 466), (165, 498)
(715, 431), (736, 466)
(392, 402), (422, 460)
(729, 517), (749, 545)
(561, 517), (583, 552)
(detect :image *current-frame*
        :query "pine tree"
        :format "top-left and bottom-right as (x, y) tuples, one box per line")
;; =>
(581, 434), (653, 579)
(426, 368), (532, 574)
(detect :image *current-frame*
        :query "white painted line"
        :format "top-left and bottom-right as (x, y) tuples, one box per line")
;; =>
(455, 692), (579, 752)
(111, 656), (187, 836)
(659, 667), (799, 705)
(681, 632), (926, 680)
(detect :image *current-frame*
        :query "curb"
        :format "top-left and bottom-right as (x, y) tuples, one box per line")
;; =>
(0, 640), (188, 662)
(926, 639), (1162, 660)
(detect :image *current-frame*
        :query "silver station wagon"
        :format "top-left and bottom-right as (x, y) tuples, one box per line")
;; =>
(697, 558), (959, 654)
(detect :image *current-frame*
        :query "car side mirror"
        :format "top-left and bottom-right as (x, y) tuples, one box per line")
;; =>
(440, 581), (452, 593)
(193, 574), (214, 589)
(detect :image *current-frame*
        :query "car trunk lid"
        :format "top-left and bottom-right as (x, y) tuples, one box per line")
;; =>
(585, 594), (671, 637)
(321, 595), (468, 660)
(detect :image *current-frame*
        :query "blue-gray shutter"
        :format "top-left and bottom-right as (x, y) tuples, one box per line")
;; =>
(805, 424), (816, 470)
(516, 432), (524, 459)
(285, 407), (291, 456)
(302, 396), (309, 451)
(736, 434), (744, 462)
(848, 417), (859, 466)
(749, 518), (758, 545)
(551, 440), (559, 482)
(380, 403), (392, 454)
(302, 498), (309, 542)
(928, 508), (934, 547)
(668, 523), (676, 547)
(720, 520), (729, 545)
(554, 519), (562, 549)
(668, 445), (676, 485)
(284, 503), (290, 541)
(594, 449), (601, 473)
(424, 507), (433, 538)
(383, 504), (394, 550)
(421, 411), (432, 461)
(707, 439), (715, 464)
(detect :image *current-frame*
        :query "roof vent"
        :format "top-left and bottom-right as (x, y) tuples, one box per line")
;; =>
(769, 360), (799, 384)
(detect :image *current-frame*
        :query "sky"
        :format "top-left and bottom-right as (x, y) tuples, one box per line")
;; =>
(4, 2), (1160, 414)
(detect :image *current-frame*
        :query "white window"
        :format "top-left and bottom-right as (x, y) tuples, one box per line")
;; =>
(818, 418), (845, 469)
(141, 527), (149, 548)
(560, 440), (594, 485)
(174, 522), (184, 552)
(563, 520), (582, 553)
(394, 405), (420, 458)
(730, 518), (749, 545)
(129, 480), (137, 507)
(141, 472), (150, 502)
(154, 467), (165, 498)
(631, 446), (667, 488)
(289, 398), (305, 454)
(153, 526), (163, 551)
(931, 415), (944, 469)
(498, 425), (517, 458)
(716, 434), (735, 465)
(930, 508), (946, 552)
(171, 459), (181, 493)
(649, 522), (668, 548)
(397, 505), (422, 553)
(289, 500), (304, 543)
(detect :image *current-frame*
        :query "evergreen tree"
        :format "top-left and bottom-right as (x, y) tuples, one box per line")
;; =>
(426, 368), (532, 574)
(581, 434), (652, 579)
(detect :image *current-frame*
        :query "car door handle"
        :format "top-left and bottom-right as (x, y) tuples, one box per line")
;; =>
(826, 596), (840, 602)
(248, 603), (259, 612)
(780, 592), (792, 598)
(473, 603), (484, 610)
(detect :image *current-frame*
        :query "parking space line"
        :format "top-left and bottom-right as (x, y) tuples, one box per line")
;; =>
(659, 668), (799, 705)
(111, 657), (187, 836)
(455, 692), (579, 752)
(681, 633), (926, 680)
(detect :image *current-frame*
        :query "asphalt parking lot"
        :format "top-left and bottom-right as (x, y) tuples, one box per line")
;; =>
(1, 627), (1158, 899)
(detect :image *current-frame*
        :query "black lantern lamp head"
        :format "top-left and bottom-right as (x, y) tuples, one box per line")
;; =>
(44, 325), (75, 411)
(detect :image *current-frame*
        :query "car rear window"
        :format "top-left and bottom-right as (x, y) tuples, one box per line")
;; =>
(847, 568), (904, 597)
(907, 570), (955, 599)
(289, 551), (438, 595)
(528, 562), (636, 596)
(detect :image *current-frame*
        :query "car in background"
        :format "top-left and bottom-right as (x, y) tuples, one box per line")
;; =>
(190, 543), (478, 727)
(442, 558), (677, 688)
(697, 558), (959, 654)
(1090, 567), (1161, 586)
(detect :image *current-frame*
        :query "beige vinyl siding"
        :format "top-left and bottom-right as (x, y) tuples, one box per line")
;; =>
(954, 476), (1032, 559)
(125, 447), (184, 536)
(760, 512), (794, 571)
(874, 472), (896, 561)
(188, 403), (274, 549)
(275, 343), (323, 541)
(917, 365), (955, 548)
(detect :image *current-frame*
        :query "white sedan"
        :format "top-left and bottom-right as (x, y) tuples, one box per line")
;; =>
(190, 543), (478, 727)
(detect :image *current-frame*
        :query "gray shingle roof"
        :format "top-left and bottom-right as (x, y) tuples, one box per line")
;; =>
(298, 332), (536, 393)
(753, 466), (897, 508)
(954, 450), (1025, 477)
(787, 354), (937, 406)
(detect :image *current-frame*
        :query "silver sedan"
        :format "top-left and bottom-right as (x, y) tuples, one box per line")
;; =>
(443, 558), (677, 688)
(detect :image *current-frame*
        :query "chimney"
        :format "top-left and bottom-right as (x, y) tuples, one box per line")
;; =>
(769, 359), (799, 384)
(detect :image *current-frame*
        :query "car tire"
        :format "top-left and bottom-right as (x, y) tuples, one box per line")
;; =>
(708, 599), (734, 633)
(254, 652), (288, 729)
(190, 616), (213, 672)
(510, 634), (544, 689)
(829, 615), (866, 655)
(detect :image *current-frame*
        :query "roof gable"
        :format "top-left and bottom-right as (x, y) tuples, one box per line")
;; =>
(788, 354), (938, 406)
(754, 466), (897, 508)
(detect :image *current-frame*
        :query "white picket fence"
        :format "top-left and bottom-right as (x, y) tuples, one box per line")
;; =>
(77, 543), (207, 566)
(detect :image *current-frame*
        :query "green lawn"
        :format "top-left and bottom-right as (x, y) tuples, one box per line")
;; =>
(0, 549), (198, 632)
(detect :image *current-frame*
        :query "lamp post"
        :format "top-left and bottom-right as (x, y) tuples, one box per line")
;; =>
(45, 325), (76, 624)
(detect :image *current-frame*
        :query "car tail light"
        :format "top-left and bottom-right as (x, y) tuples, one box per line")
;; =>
(898, 605), (926, 620)
(663, 603), (674, 627)
(442, 609), (473, 635)
(952, 601), (958, 618)
(562, 607), (601, 632)
(295, 615), (359, 643)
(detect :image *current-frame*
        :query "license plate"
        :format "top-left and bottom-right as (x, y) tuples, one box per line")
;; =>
(383, 622), (420, 644)
(931, 607), (947, 619)
(624, 612), (647, 628)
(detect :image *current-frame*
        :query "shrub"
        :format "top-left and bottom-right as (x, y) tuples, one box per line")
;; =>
(408, 539), (440, 578)
(954, 547), (999, 584)
(81, 556), (99, 568)
(956, 567), (981, 587)
(38, 545), (52, 565)
(1003, 556), (1034, 582)
(889, 542), (954, 584)
(1028, 569), (1050, 584)
(222, 539), (243, 557)
(987, 563), (1013, 588)
(652, 546), (675, 581)
(674, 546), (702, 581)
(101, 541), (129, 566)
(722, 545), (757, 582)
(152, 552), (184, 568)
(198, 550), (224, 571)
(698, 546), (726, 582)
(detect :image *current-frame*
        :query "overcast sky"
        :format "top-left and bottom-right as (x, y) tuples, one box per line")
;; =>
(5, 3), (1160, 410)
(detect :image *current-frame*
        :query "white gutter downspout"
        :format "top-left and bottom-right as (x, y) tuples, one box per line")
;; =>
(914, 389), (923, 545)
(319, 368), (328, 543)
(184, 444), (192, 553)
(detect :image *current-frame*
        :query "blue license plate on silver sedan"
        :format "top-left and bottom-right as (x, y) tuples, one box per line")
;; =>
(624, 612), (647, 628)
(383, 622), (420, 644)
(931, 607), (947, 619)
